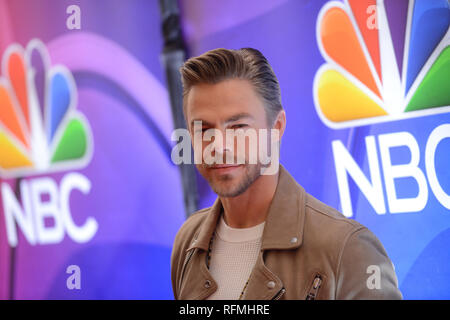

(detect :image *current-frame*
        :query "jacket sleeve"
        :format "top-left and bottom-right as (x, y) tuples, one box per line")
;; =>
(335, 227), (403, 300)
(170, 230), (183, 300)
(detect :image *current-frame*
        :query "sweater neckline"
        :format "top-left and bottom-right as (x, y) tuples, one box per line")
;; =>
(216, 214), (265, 243)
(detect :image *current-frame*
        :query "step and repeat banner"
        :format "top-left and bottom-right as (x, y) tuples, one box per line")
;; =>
(0, 0), (185, 299)
(1, 0), (449, 299)
(180, 0), (450, 299)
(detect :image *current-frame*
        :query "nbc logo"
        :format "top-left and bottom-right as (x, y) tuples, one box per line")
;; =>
(0, 40), (92, 177)
(0, 40), (97, 247)
(314, 1), (450, 217)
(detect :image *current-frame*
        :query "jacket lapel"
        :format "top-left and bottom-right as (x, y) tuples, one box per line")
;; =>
(261, 165), (306, 251)
(243, 165), (306, 299)
(240, 251), (284, 300)
(178, 248), (219, 300)
(186, 196), (222, 252)
(182, 165), (307, 300)
(179, 197), (221, 299)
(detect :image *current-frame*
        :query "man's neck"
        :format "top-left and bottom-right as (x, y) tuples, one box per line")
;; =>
(220, 170), (279, 229)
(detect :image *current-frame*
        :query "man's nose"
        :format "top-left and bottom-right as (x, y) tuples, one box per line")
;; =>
(206, 129), (226, 151)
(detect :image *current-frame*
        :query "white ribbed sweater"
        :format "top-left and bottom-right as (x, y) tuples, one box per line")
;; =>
(206, 215), (265, 300)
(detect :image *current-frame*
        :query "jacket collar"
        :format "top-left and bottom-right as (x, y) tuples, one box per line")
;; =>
(187, 164), (306, 252)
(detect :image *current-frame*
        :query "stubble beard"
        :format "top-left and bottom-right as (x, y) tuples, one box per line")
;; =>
(203, 163), (262, 198)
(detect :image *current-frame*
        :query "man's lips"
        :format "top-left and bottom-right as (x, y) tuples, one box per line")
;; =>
(208, 164), (243, 172)
(210, 164), (241, 169)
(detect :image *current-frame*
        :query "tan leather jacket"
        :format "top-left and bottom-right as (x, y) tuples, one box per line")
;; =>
(171, 165), (402, 300)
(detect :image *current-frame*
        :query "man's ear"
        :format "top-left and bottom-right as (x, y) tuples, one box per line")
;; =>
(273, 110), (286, 141)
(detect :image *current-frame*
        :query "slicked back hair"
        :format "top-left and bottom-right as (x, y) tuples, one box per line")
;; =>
(180, 48), (283, 125)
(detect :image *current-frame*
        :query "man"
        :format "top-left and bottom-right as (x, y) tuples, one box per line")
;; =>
(171, 48), (402, 300)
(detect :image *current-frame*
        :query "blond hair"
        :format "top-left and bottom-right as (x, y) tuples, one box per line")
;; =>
(180, 48), (283, 125)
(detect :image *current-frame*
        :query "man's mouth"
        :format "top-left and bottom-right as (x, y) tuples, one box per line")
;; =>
(208, 164), (243, 173)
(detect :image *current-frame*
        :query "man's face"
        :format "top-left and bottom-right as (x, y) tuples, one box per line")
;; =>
(185, 79), (273, 198)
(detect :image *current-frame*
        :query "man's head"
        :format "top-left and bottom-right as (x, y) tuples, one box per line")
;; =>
(180, 48), (286, 198)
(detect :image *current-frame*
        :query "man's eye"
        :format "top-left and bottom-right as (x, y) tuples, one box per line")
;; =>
(232, 124), (248, 129)
(193, 128), (208, 133)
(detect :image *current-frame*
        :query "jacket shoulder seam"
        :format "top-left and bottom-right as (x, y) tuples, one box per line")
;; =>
(305, 201), (359, 228)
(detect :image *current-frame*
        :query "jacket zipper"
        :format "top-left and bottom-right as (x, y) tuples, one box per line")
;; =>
(272, 288), (286, 300)
(306, 274), (322, 300)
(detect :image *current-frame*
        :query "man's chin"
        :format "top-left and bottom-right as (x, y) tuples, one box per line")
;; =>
(198, 163), (261, 197)
(213, 169), (261, 198)
(209, 178), (240, 197)
(213, 186), (245, 198)
(204, 171), (244, 196)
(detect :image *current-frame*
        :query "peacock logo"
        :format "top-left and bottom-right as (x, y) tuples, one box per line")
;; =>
(0, 39), (93, 178)
(314, 0), (450, 129)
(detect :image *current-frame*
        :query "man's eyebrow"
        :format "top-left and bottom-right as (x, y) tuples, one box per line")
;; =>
(190, 113), (253, 128)
(224, 113), (253, 124)
(190, 119), (213, 128)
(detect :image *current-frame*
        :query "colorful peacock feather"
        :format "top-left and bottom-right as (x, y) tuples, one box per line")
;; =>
(0, 39), (92, 178)
(314, 0), (450, 128)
